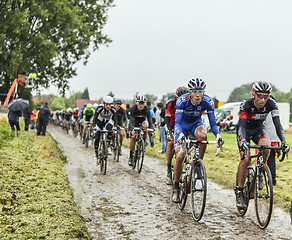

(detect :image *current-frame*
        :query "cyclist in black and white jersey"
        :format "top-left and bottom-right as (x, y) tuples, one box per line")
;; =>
(93, 96), (117, 158)
(235, 81), (290, 209)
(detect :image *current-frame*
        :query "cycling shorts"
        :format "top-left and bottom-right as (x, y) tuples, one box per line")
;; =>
(236, 124), (269, 150)
(174, 119), (205, 148)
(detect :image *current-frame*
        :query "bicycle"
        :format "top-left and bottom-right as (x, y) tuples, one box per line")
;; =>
(234, 144), (287, 229)
(96, 129), (111, 175)
(132, 127), (154, 173)
(83, 121), (92, 148)
(178, 137), (222, 222)
(112, 126), (124, 162)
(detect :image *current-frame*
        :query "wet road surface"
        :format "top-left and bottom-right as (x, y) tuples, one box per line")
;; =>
(48, 125), (292, 240)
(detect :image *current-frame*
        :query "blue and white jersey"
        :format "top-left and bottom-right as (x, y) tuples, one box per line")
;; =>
(175, 93), (219, 136)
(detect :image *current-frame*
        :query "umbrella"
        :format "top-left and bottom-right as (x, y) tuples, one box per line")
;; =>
(7, 98), (29, 111)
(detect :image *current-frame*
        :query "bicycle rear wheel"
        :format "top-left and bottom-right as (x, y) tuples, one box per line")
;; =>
(178, 175), (188, 210)
(191, 159), (207, 222)
(137, 138), (145, 173)
(254, 164), (273, 229)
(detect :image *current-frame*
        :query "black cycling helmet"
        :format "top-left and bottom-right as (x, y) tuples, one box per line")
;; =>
(252, 81), (272, 94)
(116, 99), (122, 105)
(188, 78), (206, 90)
(136, 95), (147, 103)
(83, 103), (87, 108)
(176, 86), (189, 97)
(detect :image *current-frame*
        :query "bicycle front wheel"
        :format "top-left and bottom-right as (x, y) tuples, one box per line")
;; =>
(191, 159), (207, 222)
(254, 164), (273, 229)
(137, 138), (145, 173)
(85, 129), (89, 148)
(100, 140), (107, 175)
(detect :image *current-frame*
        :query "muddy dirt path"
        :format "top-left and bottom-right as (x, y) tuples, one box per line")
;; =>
(48, 125), (291, 240)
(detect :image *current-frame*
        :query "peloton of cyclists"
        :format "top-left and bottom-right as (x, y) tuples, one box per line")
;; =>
(172, 78), (224, 203)
(235, 81), (290, 209)
(92, 96), (117, 159)
(128, 95), (155, 166)
(164, 86), (189, 185)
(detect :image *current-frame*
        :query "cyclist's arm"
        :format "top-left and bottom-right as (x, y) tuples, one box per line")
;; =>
(237, 112), (247, 141)
(112, 109), (118, 128)
(123, 109), (128, 125)
(83, 109), (87, 122)
(207, 110), (219, 136)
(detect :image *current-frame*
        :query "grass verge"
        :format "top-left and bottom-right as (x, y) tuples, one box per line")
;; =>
(0, 116), (90, 239)
(124, 129), (292, 211)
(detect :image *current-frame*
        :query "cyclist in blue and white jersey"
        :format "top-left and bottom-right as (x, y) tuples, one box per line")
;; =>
(172, 78), (224, 203)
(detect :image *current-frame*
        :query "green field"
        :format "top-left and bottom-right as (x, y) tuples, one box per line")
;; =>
(124, 129), (292, 211)
(0, 116), (90, 239)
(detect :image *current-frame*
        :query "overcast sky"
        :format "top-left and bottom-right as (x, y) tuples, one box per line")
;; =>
(40, 0), (292, 102)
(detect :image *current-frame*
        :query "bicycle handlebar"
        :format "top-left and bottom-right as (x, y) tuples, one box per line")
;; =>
(241, 145), (287, 162)
(178, 138), (222, 156)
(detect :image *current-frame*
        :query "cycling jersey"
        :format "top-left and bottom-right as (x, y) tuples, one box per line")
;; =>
(174, 93), (219, 142)
(93, 105), (117, 128)
(83, 108), (95, 123)
(128, 105), (154, 130)
(165, 95), (176, 130)
(116, 107), (128, 127)
(64, 112), (72, 121)
(72, 110), (79, 119)
(237, 97), (285, 142)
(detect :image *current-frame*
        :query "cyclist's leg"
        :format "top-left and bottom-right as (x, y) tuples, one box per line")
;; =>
(192, 121), (207, 159)
(83, 123), (88, 138)
(141, 120), (148, 140)
(254, 126), (271, 164)
(172, 126), (187, 203)
(165, 127), (174, 184)
(129, 123), (136, 165)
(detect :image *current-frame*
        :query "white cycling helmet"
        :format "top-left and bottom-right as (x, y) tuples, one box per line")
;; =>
(93, 103), (99, 108)
(136, 95), (147, 103)
(188, 78), (206, 90)
(68, 108), (72, 112)
(103, 96), (114, 104)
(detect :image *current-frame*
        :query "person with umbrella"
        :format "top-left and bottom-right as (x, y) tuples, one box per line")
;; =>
(36, 102), (50, 136)
(8, 109), (22, 137)
(7, 98), (30, 137)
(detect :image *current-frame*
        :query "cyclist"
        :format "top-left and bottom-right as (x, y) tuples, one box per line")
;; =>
(79, 103), (87, 133)
(72, 107), (80, 131)
(82, 104), (95, 144)
(93, 96), (117, 158)
(172, 78), (224, 203)
(235, 81), (290, 209)
(128, 95), (155, 166)
(164, 86), (189, 185)
(114, 99), (128, 155)
(64, 108), (73, 129)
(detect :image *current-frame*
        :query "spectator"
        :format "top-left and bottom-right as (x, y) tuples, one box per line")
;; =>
(146, 101), (155, 148)
(8, 109), (22, 137)
(263, 111), (280, 185)
(30, 110), (37, 129)
(37, 102), (50, 136)
(23, 105), (31, 131)
(156, 102), (167, 153)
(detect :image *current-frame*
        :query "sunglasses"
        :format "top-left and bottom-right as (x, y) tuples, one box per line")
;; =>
(137, 101), (145, 104)
(190, 89), (204, 94)
(256, 93), (269, 100)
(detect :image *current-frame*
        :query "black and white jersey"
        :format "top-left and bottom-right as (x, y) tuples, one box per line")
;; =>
(93, 105), (117, 127)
